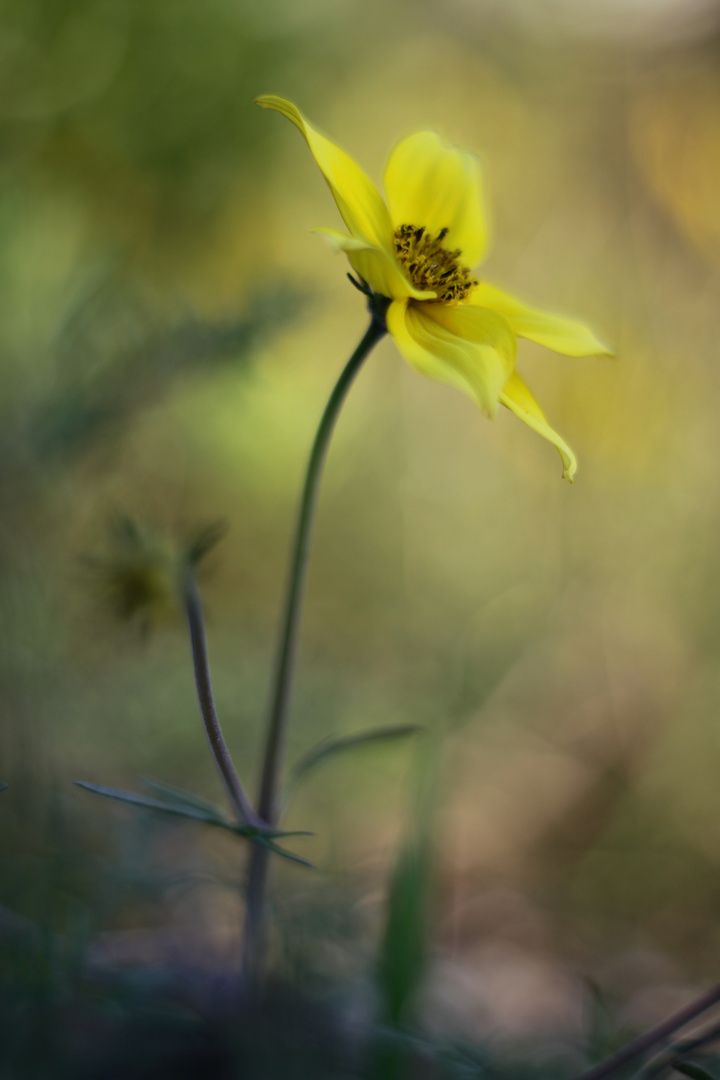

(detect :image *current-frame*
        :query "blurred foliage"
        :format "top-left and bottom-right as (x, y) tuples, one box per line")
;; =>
(0, 0), (351, 263)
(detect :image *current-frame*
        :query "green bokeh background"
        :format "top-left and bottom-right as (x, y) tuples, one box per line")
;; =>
(3, 0), (720, 1046)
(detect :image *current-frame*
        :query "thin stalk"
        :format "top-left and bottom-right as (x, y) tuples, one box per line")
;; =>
(639, 1018), (720, 1080)
(243, 311), (387, 982)
(184, 570), (262, 829)
(574, 982), (720, 1080)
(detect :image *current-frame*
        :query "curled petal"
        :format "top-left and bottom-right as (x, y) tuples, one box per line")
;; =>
(314, 229), (435, 301)
(384, 132), (488, 268)
(256, 96), (393, 252)
(500, 370), (577, 481)
(387, 300), (515, 416)
(472, 282), (613, 357)
(313, 228), (375, 254)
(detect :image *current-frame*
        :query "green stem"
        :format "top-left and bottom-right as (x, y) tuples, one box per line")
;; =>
(243, 312), (387, 983)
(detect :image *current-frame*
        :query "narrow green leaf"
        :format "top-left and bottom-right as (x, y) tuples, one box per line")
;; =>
(233, 825), (314, 840)
(377, 835), (432, 1027)
(75, 781), (314, 868)
(286, 724), (423, 803)
(674, 1062), (718, 1080)
(139, 777), (229, 820)
(253, 836), (315, 869)
(376, 739), (439, 1034)
(75, 781), (233, 828)
(186, 521), (228, 565)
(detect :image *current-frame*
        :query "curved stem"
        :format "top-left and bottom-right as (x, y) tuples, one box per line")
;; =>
(574, 982), (720, 1080)
(639, 1018), (720, 1080)
(243, 314), (387, 983)
(184, 570), (262, 829)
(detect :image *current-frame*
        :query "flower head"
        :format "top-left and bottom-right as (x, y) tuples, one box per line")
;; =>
(256, 95), (612, 480)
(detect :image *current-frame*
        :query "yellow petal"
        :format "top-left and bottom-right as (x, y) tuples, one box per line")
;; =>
(256, 96), (392, 252)
(500, 370), (577, 481)
(472, 282), (613, 357)
(386, 300), (515, 416)
(313, 228), (375, 254)
(313, 228), (436, 301)
(384, 132), (488, 268)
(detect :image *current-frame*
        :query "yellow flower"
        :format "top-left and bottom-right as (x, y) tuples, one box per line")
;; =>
(256, 95), (612, 480)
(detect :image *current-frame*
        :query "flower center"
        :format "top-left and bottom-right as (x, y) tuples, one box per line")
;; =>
(392, 224), (477, 303)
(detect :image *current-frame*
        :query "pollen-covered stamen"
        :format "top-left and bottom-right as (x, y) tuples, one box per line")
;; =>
(393, 224), (478, 303)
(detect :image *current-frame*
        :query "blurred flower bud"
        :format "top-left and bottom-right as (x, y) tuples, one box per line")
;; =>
(85, 514), (226, 631)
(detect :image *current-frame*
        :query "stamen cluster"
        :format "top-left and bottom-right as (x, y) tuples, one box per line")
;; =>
(393, 224), (478, 303)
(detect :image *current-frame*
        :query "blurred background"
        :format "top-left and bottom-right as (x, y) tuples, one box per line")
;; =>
(3, 0), (720, 1072)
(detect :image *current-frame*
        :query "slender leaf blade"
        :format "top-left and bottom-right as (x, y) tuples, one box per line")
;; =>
(139, 777), (230, 820)
(254, 836), (315, 869)
(75, 781), (232, 827)
(76, 781), (314, 867)
(674, 1063), (718, 1080)
(376, 739), (439, 1033)
(186, 521), (228, 565)
(233, 825), (314, 840)
(286, 724), (423, 802)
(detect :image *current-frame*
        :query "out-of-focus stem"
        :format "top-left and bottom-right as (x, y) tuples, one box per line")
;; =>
(242, 312), (387, 984)
(184, 571), (262, 829)
(639, 1018), (720, 1080)
(574, 982), (720, 1080)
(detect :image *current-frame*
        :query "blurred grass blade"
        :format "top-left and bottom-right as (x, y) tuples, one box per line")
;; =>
(75, 781), (233, 828)
(285, 724), (423, 804)
(674, 1063), (718, 1080)
(0, 783), (7, 792)
(373, 739), (439, 1080)
(377, 832), (432, 1028)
